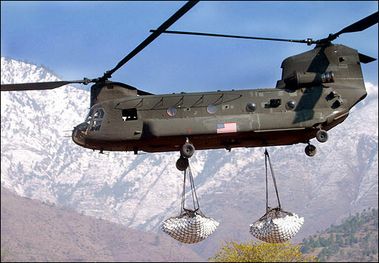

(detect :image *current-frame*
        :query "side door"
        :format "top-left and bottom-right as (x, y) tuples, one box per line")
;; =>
(120, 108), (143, 140)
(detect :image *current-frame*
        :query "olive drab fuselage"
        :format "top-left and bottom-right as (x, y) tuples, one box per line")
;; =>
(72, 44), (367, 154)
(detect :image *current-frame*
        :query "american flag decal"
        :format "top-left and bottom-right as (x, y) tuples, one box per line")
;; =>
(216, 122), (237, 134)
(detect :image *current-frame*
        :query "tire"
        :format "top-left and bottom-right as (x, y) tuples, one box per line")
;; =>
(316, 130), (328, 143)
(305, 144), (317, 157)
(176, 157), (189, 171)
(180, 143), (195, 158)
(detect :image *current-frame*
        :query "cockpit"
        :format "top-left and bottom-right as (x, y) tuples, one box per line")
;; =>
(85, 107), (105, 132)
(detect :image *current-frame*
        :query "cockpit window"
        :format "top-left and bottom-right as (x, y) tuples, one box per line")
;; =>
(94, 109), (104, 119)
(86, 107), (105, 131)
(85, 108), (94, 124)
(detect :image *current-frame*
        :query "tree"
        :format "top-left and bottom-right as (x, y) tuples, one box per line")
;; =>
(1, 247), (11, 262)
(210, 241), (318, 262)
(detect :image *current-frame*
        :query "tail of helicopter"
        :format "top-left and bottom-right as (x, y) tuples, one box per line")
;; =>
(276, 43), (370, 112)
(271, 43), (373, 155)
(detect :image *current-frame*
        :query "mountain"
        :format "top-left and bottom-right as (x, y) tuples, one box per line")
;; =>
(1, 57), (378, 259)
(301, 207), (378, 262)
(1, 187), (203, 262)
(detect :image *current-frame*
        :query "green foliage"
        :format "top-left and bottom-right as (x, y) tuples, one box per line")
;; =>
(1, 247), (10, 262)
(301, 207), (378, 262)
(210, 240), (318, 262)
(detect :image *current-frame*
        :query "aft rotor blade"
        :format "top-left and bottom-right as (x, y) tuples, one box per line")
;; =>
(1, 80), (89, 91)
(358, 53), (377, 64)
(151, 30), (311, 44)
(334, 11), (379, 38)
(315, 11), (379, 44)
(101, 0), (199, 80)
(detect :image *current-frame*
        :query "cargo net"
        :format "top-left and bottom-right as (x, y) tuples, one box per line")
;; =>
(249, 150), (304, 243)
(250, 207), (304, 243)
(161, 165), (219, 244)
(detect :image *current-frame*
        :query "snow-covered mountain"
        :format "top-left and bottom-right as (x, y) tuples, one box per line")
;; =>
(1, 57), (378, 258)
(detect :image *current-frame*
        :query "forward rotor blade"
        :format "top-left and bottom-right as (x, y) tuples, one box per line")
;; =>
(1, 80), (89, 91)
(151, 30), (312, 44)
(101, 0), (199, 80)
(334, 11), (379, 37)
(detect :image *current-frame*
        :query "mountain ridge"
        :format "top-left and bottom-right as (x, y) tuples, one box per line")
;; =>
(301, 207), (378, 262)
(1, 186), (203, 262)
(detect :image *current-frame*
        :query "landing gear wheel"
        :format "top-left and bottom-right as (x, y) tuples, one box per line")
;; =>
(305, 144), (317, 157)
(180, 142), (195, 158)
(316, 129), (328, 143)
(176, 157), (189, 171)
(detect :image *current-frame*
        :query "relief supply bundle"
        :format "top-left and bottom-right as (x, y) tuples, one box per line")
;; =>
(249, 150), (304, 243)
(161, 165), (219, 244)
(250, 207), (304, 243)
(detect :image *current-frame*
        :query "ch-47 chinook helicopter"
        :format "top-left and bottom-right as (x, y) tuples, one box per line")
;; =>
(1, 1), (378, 171)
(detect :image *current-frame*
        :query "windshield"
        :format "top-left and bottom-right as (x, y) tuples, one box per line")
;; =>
(85, 107), (105, 131)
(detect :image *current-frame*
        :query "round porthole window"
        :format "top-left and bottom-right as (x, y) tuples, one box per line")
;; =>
(167, 106), (177, 117)
(207, 104), (217, 114)
(246, 102), (256, 112)
(286, 100), (296, 110)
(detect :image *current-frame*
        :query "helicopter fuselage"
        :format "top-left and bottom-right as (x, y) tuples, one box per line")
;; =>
(72, 44), (367, 154)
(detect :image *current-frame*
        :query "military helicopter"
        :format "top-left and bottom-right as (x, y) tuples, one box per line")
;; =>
(1, 1), (378, 171)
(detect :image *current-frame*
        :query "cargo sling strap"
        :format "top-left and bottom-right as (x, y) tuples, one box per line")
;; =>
(181, 165), (202, 216)
(265, 149), (282, 213)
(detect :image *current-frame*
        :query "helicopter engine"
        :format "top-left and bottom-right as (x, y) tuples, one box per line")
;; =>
(283, 71), (335, 88)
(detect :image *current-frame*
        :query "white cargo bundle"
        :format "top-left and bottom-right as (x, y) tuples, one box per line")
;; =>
(249, 150), (304, 243)
(161, 209), (219, 244)
(161, 165), (219, 243)
(250, 207), (304, 243)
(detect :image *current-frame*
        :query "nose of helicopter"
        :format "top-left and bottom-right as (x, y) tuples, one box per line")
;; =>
(72, 122), (89, 146)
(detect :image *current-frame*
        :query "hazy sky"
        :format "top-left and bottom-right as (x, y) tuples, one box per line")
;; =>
(1, 1), (378, 93)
